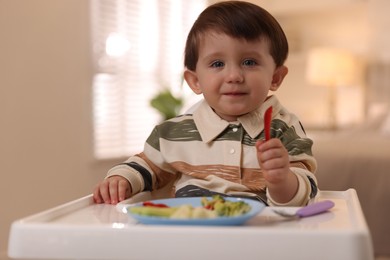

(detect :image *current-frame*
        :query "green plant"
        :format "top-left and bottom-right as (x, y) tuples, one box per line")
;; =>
(150, 89), (183, 120)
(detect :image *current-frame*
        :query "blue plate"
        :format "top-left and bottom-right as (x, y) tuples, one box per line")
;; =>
(125, 197), (265, 226)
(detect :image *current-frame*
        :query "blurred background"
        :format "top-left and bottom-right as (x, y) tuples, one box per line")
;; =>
(1, 0), (389, 259)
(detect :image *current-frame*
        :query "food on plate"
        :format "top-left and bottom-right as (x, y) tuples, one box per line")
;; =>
(128, 195), (251, 219)
(129, 206), (176, 217)
(201, 195), (251, 217)
(170, 204), (217, 219)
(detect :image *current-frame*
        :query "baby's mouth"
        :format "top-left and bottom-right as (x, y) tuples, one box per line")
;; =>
(224, 92), (247, 96)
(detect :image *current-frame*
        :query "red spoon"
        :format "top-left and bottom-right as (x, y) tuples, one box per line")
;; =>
(264, 106), (273, 141)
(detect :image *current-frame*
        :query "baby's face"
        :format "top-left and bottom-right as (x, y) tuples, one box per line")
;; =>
(189, 31), (283, 121)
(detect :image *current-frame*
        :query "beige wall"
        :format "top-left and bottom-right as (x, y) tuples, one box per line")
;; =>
(0, 1), (116, 258)
(275, 3), (369, 128)
(1, 0), (389, 259)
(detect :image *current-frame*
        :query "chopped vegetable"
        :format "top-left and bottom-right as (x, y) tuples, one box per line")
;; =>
(191, 207), (218, 218)
(201, 195), (251, 217)
(201, 195), (225, 210)
(170, 205), (193, 219)
(142, 201), (169, 208)
(214, 200), (251, 217)
(129, 206), (176, 217)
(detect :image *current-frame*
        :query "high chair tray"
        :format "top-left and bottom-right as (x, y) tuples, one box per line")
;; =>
(8, 189), (374, 260)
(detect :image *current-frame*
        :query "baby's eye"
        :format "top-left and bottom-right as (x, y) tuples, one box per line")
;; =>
(243, 59), (257, 66)
(211, 61), (224, 68)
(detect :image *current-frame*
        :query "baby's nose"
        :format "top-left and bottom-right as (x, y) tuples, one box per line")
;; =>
(226, 66), (244, 83)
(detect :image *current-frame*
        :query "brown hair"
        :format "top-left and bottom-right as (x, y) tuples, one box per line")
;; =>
(184, 1), (289, 71)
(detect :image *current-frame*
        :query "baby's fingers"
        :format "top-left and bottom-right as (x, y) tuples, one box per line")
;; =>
(93, 184), (104, 204)
(93, 179), (111, 204)
(108, 179), (121, 204)
(117, 179), (131, 202)
(256, 138), (282, 151)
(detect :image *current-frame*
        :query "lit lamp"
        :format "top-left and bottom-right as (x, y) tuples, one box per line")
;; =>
(306, 48), (359, 130)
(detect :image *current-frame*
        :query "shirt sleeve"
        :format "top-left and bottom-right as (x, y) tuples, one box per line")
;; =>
(105, 155), (155, 195)
(266, 167), (318, 206)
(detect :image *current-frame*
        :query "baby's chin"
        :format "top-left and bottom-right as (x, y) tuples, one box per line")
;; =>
(212, 108), (254, 121)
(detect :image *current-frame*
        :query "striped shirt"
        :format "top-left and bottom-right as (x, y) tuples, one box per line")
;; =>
(106, 95), (317, 206)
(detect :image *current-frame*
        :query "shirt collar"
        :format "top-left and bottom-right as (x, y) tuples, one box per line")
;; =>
(193, 96), (280, 143)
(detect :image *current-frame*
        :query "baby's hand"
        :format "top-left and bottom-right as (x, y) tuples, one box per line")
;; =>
(93, 176), (132, 204)
(256, 138), (290, 184)
(256, 138), (299, 203)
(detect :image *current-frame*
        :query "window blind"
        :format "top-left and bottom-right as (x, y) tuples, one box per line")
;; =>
(90, 0), (205, 159)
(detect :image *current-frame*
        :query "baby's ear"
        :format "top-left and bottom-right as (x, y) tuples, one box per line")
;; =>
(270, 65), (288, 91)
(184, 69), (203, 94)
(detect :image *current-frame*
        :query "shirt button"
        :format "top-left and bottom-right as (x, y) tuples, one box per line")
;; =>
(232, 127), (238, 132)
(230, 148), (235, 154)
